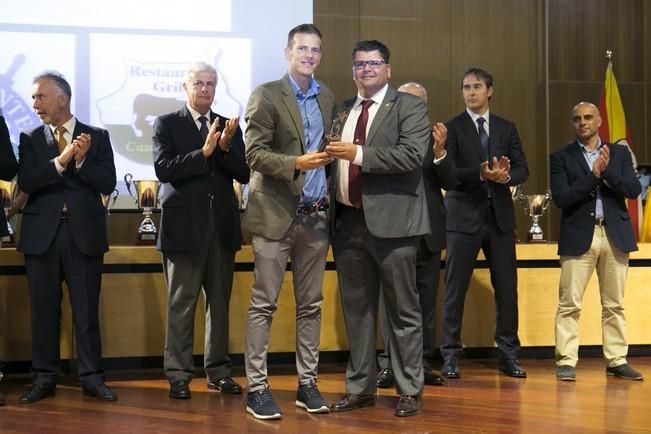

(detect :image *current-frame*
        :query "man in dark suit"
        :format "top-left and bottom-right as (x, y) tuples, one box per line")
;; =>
(0, 114), (18, 406)
(327, 40), (431, 417)
(242, 24), (334, 420)
(17, 71), (117, 403)
(153, 62), (249, 399)
(440, 67), (529, 379)
(550, 102), (643, 382)
(376, 82), (455, 390)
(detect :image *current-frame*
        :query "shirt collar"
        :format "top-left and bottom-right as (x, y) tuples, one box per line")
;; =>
(49, 116), (76, 136)
(466, 108), (490, 125)
(578, 138), (603, 153)
(356, 83), (389, 108)
(186, 103), (210, 122)
(288, 74), (320, 99)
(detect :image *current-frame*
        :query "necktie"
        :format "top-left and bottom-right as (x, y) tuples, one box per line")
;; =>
(198, 116), (209, 143)
(55, 126), (67, 154)
(348, 99), (374, 209)
(477, 117), (488, 159)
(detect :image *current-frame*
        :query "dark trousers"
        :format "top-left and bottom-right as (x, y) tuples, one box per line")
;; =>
(379, 238), (441, 371)
(24, 219), (104, 389)
(332, 206), (423, 396)
(440, 210), (520, 362)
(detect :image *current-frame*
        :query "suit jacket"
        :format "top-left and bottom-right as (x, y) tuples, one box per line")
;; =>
(444, 111), (528, 234)
(0, 116), (18, 238)
(17, 119), (116, 255)
(242, 74), (335, 240)
(422, 135), (456, 252)
(153, 106), (249, 253)
(550, 141), (640, 256)
(329, 87), (431, 239)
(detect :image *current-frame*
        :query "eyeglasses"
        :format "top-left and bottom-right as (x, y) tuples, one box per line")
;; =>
(352, 60), (386, 70)
(191, 80), (216, 89)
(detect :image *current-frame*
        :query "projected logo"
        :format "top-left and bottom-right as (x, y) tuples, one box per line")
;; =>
(0, 54), (41, 145)
(95, 60), (185, 165)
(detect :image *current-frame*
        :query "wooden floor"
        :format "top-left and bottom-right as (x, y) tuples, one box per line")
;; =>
(1, 357), (650, 433)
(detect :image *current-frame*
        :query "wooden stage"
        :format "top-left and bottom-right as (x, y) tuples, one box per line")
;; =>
(1, 357), (649, 433)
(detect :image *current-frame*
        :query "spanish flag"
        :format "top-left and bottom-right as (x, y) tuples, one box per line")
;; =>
(598, 58), (642, 241)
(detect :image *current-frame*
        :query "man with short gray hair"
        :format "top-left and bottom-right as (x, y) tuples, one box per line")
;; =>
(153, 61), (249, 399)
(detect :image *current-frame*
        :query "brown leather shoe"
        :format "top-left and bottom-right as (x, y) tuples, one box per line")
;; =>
(19, 384), (55, 404)
(83, 383), (118, 401)
(207, 376), (242, 394)
(394, 394), (421, 417)
(330, 393), (375, 412)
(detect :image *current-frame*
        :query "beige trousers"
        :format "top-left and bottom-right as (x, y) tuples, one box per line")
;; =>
(555, 226), (630, 368)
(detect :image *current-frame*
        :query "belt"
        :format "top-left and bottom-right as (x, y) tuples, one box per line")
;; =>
(296, 197), (329, 215)
(595, 218), (606, 227)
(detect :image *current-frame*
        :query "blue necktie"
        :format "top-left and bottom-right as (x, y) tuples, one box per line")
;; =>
(477, 117), (488, 159)
(198, 116), (209, 142)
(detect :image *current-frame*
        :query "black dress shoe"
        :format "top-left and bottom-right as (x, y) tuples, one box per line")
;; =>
(19, 384), (55, 404)
(376, 368), (395, 389)
(499, 359), (527, 378)
(395, 394), (421, 417)
(169, 380), (191, 399)
(424, 370), (445, 386)
(441, 359), (460, 379)
(83, 383), (118, 401)
(207, 376), (242, 394)
(330, 393), (375, 412)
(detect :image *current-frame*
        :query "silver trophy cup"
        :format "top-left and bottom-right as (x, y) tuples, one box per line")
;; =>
(124, 173), (160, 244)
(101, 189), (119, 215)
(517, 189), (552, 242)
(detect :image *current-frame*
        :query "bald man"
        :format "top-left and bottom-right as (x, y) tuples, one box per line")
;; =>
(376, 82), (456, 389)
(550, 102), (643, 382)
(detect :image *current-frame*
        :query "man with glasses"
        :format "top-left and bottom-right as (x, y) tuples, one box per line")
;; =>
(153, 61), (249, 400)
(242, 23), (334, 420)
(327, 40), (431, 417)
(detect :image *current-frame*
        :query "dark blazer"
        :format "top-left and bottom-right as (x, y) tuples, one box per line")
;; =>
(17, 120), (116, 255)
(444, 111), (529, 233)
(422, 136), (456, 252)
(330, 88), (431, 239)
(550, 141), (640, 256)
(243, 75), (335, 240)
(153, 105), (249, 253)
(0, 116), (18, 238)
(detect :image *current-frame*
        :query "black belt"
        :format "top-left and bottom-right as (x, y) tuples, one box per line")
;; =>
(296, 197), (329, 215)
(595, 218), (606, 227)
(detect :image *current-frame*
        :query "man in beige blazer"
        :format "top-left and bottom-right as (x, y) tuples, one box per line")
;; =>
(242, 23), (335, 420)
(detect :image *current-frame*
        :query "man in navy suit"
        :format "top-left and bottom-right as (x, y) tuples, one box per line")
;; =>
(440, 67), (529, 379)
(17, 71), (117, 403)
(550, 102), (643, 382)
(153, 61), (249, 399)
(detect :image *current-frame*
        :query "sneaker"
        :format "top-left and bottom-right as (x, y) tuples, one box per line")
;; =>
(246, 388), (282, 420)
(606, 364), (644, 380)
(556, 365), (576, 381)
(296, 382), (330, 413)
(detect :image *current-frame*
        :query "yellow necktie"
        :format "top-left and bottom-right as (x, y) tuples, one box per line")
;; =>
(55, 126), (67, 154)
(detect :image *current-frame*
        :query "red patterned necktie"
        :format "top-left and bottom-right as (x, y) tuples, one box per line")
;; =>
(348, 99), (374, 208)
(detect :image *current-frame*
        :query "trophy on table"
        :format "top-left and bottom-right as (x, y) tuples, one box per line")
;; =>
(516, 187), (552, 242)
(101, 189), (119, 216)
(124, 173), (160, 244)
(0, 179), (18, 246)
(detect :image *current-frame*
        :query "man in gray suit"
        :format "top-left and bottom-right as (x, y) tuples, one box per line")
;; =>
(242, 23), (334, 420)
(327, 40), (431, 417)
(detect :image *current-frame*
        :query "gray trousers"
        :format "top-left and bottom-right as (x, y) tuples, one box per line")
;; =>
(162, 220), (235, 383)
(379, 238), (441, 372)
(245, 212), (329, 392)
(332, 207), (424, 396)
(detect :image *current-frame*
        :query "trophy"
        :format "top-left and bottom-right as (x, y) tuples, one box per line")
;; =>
(124, 173), (160, 244)
(321, 110), (349, 150)
(101, 189), (119, 215)
(0, 179), (18, 245)
(517, 188), (552, 242)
